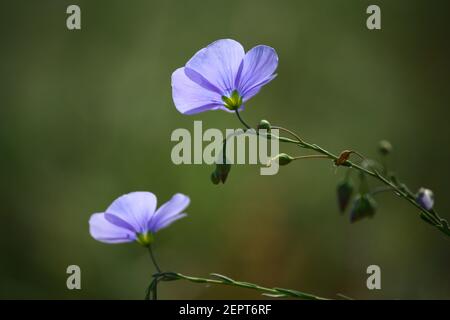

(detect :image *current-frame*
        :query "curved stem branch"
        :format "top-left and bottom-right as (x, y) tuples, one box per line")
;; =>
(272, 125), (304, 143)
(235, 109), (251, 130)
(300, 142), (447, 233)
(292, 155), (331, 161)
(148, 245), (161, 273)
(232, 113), (450, 237)
(146, 245), (161, 300)
(369, 186), (393, 196)
(156, 272), (330, 300)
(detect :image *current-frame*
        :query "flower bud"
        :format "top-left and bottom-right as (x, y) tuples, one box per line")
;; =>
(416, 188), (434, 210)
(337, 181), (353, 213)
(214, 162), (231, 184)
(211, 171), (220, 185)
(378, 140), (392, 156)
(257, 120), (271, 132)
(350, 194), (377, 223)
(269, 153), (294, 166)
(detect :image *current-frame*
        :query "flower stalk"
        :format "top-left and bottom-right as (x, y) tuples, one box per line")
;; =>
(150, 272), (329, 300)
(148, 245), (161, 274)
(144, 248), (329, 300)
(234, 110), (450, 237)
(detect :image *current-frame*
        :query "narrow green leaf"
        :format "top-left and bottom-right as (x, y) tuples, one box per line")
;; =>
(210, 273), (234, 283)
(274, 287), (318, 300)
(262, 293), (286, 298)
(238, 281), (258, 288)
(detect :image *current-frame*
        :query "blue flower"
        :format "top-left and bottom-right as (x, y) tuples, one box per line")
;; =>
(89, 192), (189, 245)
(172, 39), (278, 114)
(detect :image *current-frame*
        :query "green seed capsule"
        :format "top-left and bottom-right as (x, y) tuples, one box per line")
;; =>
(257, 120), (271, 132)
(276, 153), (294, 166)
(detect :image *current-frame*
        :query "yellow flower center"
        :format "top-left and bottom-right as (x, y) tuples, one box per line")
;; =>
(136, 232), (154, 246)
(222, 90), (243, 110)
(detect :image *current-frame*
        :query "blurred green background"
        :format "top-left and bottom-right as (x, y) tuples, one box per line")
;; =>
(0, 0), (449, 299)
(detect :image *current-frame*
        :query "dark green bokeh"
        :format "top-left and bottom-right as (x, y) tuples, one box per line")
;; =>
(0, 0), (449, 299)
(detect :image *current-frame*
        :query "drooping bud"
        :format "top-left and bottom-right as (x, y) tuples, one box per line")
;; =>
(350, 194), (377, 223)
(257, 120), (271, 132)
(337, 181), (353, 213)
(416, 188), (434, 210)
(378, 140), (393, 156)
(211, 171), (220, 185)
(334, 150), (352, 166)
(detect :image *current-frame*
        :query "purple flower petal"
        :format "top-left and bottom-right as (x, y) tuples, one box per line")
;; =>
(154, 213), (187, 232)
(104, 213), (136, 233)
(106, 192), (157, 234)
(185, 39), (245, 95)
(240, 75), (277, 102)
(89, 213), (136, 244)
(237, 45), (278, 101)
(149, 193), (190, 232)
(172, 67), (223, 114)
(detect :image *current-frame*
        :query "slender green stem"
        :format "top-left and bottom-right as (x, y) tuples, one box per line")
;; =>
(272, 125), (304, 144)
(148, 245), (161, 273)
(301, 142), (447, 233)
(235, 109), (251, 130)
(146, 245), (161, 300)
(292, 155), (331, 160)
(142, 205), (343, 300)
(156, 272), (329, 300)
(370, 185), (393, 196)
(235, 110), (299, 144)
